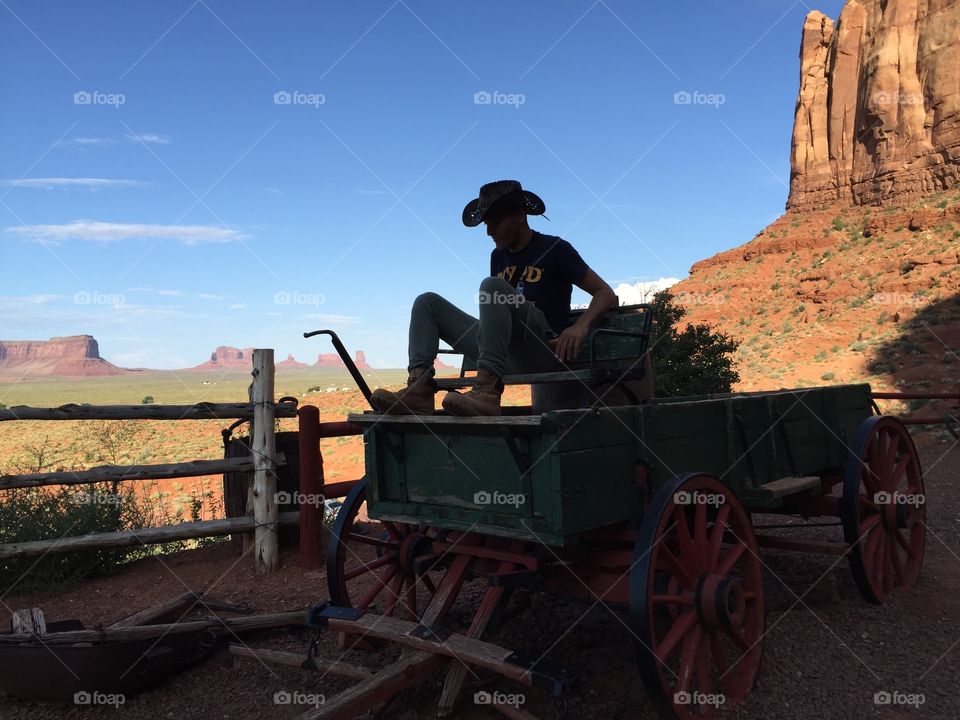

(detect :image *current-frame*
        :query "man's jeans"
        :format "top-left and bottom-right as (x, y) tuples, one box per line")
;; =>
(408, 276), (564, 378)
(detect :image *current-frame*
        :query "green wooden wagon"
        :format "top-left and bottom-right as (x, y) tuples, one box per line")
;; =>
(301, 316), (926, 720)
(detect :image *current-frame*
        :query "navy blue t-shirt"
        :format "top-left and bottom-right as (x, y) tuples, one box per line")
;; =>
(490, 231), (589, 334)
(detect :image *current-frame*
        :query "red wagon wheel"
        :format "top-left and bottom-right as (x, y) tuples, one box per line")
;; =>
(327, 479), (439, 621)
(631, 473), (764, 720)
(842, 416), (926, 604)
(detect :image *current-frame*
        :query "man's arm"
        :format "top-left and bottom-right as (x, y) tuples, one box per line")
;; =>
(552, 268), (617, 362)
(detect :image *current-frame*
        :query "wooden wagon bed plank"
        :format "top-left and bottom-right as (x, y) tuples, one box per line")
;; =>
(761, 475), (820, 497)
(347, 413), (542, 427)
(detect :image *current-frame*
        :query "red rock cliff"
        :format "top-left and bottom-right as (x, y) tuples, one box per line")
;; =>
(0, 335), (125, 376)
(789, 0), (960, 210)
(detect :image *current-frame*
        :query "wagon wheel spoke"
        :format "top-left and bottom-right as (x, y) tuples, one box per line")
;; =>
(696, 629), (712, 695)
(889, 533), (905, 585)
(659, 545), (696, 590)
(857, 494), (878, 513)
(715, 542), (747, 578)
(382, 572), (405, 617)
(420, 572), (437, 595)
(674, 624), (702, 695)
(889, 452), (911, 491)
(721, 624), (749, 653)
(655, 608), (697, 660)
(707, 504), (731, 572)
(357, 566), (398, 610)
(892, 528), (915, 559)
(652, 593), (695, 606)
(709, 629), (730, 676)
(694, 502), (708, 571)
(672, 508), (697, 570)
(380, 521), (405, 541)
(344, 552), (397, 581)
(857, 513), (881, 540)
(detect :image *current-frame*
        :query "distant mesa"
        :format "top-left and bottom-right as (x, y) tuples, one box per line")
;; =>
(0, 335), (126, 377)
(315, 350), (370, 370)
(434, 356), (456, 372)
(190, 346), (371, 371)
(277, 353), (309, 369)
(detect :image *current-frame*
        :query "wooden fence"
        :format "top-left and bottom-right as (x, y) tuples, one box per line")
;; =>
(0, 349), (348, 574)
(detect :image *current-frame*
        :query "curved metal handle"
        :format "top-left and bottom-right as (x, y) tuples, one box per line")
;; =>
(303, 329), (373, 403)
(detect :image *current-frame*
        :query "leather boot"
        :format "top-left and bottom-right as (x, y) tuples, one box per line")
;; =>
(369, 367), (437, 415)
(442, 368), (503, 416)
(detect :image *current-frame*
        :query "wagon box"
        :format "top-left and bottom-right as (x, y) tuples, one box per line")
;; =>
(356, 407), (642, 546)
(353, 384), (875, 544)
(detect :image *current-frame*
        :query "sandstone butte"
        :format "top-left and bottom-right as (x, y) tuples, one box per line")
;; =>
(673, 0), (960, 416)
(0, 335), (127, 378)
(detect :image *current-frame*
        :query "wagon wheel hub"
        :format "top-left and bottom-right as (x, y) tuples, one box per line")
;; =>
(398, 532), (432, 575)
(695, 573), (746, 629)
(881, 498), (918, 531)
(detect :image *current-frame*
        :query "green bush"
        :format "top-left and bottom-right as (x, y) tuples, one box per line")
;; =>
(821, 372), (836, 381)
(648, 291), (740, 397)
(141, 395), (154, 404)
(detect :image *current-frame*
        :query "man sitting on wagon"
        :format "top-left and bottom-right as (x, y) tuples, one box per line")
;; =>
(369, 179), (619, 417)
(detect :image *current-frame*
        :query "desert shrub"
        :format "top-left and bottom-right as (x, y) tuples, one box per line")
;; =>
(821, 372), (836, 381)
(648, 291), (740, 396)
(142, 395), (154, 404)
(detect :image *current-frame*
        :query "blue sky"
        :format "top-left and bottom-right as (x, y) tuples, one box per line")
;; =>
(0, 0), (846, 369)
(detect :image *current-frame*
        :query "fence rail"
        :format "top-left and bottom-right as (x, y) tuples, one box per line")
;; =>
(0, 349), (303, 573)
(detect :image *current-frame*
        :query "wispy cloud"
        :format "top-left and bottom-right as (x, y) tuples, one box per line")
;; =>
(59, 136), (118, 146)
(1, 177), (149, 189)
(124, 133), (171, 145)
(263, 187), (283, 195)
(7, 221), (247, 245)
(357, 189), (386, 195)
(229, 303), (247, 310)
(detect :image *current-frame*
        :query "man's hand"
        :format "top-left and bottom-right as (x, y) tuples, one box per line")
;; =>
(549, 320), (589, 362)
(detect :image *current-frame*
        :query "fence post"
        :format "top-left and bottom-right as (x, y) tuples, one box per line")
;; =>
(251, 349), (279, 573)
(298, 405), (325, 570)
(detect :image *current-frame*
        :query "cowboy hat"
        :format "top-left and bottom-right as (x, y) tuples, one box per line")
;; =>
(462, 180), (546, 227)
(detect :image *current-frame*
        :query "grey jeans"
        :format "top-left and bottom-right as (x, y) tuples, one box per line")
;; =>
(408, 276), (565, 378)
